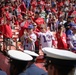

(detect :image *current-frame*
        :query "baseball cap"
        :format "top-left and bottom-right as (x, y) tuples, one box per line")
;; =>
(28, 25), (34, 29)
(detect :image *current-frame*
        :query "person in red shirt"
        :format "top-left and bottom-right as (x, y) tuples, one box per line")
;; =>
(56, 25), (68, 50)
(33, 12), (45, 32)
(1, 14), (13, 51)
(18, 15), (29, 41)
(31, 0), (37, 10)
(19, 1), (26, 14)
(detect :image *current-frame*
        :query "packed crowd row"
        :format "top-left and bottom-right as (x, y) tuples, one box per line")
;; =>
(0, 0), (76, 53)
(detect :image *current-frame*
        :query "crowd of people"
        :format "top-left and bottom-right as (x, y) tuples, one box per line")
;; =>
(0, 0), (76, 52)
(0, 0), (76, 75)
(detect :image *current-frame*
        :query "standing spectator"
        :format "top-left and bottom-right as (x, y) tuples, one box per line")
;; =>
(56, 16), (66, 30)
(64, 15), (75, 35)
(19, 50), (47, 75)
(38, 24), (56, 49)
(19, 15), (29, 41)
(23, 25), (37, 51)
(1, 13), (13, 50)
(67, 25), (76, 53)
(56, 25), (68, 50)
(33, 12), (45, 31)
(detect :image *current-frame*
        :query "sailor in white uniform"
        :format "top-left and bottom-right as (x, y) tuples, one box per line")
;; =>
(42, 47), (76, 75)
(19, 50), (48, 75)
(7, 50), (33, 75)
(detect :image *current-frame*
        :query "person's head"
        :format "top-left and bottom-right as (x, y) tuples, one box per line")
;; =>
(58, 25), (64, 32)
(34, 12), (40, 19)
(67, 15), (74, 22)
(40, 24), (47, 32)
(33, 23), (37, 30)
(7, 50), (33, 75)
(58, 16), (64, 21)
(42, 47), (76, 75)
(27, 25), (34, 33)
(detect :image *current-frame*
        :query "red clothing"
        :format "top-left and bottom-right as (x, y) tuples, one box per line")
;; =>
(19, 2), (26, 13)
(34, 17), (45, 25)
(74, 18), (76, 23)
(57, 2), (63, 8)
(56, 32), (68, 50)
(71, 11), (76, 15)
(51, 8), (57, 14)
(0, 25), (4, 36)
(3, 24), (12, 38)
(19, 21), (29, 38)
(0, 18), (12, 38)
(31, 0), (37, 9)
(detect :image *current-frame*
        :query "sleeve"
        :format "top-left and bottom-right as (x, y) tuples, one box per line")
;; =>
(67, 35), (74, 48)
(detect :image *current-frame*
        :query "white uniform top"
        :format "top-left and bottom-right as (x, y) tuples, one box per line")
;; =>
(38, 31), (55, 48)
(67, 34), (76, 50)
(23, 33), (37, 51)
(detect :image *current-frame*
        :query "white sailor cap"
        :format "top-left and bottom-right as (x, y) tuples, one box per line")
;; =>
(42, 47), (76, 65)
(24, 50), (39, 57)
(8, 50), (33, 61)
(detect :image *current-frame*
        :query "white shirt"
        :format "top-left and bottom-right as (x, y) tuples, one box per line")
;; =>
(23, 33), (37, 51)
(38, 31), (55, 48)
(67, 34), (76, 50)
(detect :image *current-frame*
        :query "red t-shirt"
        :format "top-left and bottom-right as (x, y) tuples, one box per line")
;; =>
(3, 24), (12, 38)
(57, 2), (63, 8)
(19, 2), (26, 13)
(34, 17), (45, 25)
(56, 32), (68, 50)
(31, 0), (37, 9)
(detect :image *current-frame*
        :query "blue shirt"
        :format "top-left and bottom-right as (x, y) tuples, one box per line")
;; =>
(19, 64), (48, 75)
(0, 70), (7, 75)
(66, 29), (73, 36)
